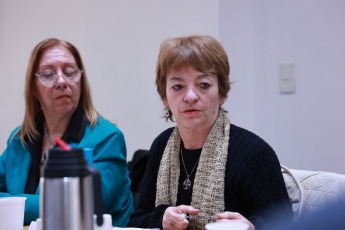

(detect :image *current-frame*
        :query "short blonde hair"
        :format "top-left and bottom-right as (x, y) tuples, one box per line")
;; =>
(18, 38), (99, 144)
(156, 35), (231, 120)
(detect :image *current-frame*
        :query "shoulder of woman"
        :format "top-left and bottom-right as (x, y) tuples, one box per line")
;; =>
(2, 126), (23, 149)
(7, 125), (22, 142)
(86, 117), (124, 137)
(10, 125), (22, 137)
(228, 125), (282, 178)
(148, 127), (175, 159)
(151, 127), (175, 147)
(230, 124), (272, 146)
(229, 124), (275, 156)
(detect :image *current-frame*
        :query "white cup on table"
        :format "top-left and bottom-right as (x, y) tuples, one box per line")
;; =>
(94, 214), (112, 230)
(0, 197), (27, 230)
(205, 221), (250, 230)
(36, 218), (42, 230)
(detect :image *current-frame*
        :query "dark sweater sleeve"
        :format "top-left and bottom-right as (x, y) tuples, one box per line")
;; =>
(240, 151), (292, 228)
(225, 125), (293, 229)
(127, 128), (173, 228)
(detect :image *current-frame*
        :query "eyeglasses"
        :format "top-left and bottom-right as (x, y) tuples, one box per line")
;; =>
(35, 67), (83, 87)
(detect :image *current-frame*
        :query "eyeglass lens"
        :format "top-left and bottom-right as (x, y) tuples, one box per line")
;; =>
(36, 67), (82, 87)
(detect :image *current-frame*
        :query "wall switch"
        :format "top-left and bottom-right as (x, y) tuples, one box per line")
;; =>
(279, 63), (295, 94)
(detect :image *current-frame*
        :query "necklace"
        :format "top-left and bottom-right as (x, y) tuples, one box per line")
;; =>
(180, 145), (201, 190)
(43, 120), (56, 147)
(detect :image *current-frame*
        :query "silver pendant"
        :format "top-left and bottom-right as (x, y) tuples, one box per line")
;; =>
(183, 178), (191, 190)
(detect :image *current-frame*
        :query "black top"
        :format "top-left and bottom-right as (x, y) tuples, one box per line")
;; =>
(24, 102), (87, 194)
(128, 124), (293, 229)
(177, 146), (201, 206)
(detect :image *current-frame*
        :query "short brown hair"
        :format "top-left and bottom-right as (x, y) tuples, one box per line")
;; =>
(17, 38), (98, 144)
(156, 35), (230, 120)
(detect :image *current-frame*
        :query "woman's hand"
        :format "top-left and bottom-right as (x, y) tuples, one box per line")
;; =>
(216, 212), (255, 230)
(162, 205), (199, 230)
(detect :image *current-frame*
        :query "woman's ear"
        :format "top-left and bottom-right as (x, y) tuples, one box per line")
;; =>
(219, 95), (226, 106)
(163, 97), (169, 107)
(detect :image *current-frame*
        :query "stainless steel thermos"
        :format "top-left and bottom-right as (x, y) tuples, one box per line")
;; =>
(40, 148), (104, 230)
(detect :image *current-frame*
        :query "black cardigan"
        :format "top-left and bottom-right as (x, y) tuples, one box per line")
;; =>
(128, 124), (293, 229)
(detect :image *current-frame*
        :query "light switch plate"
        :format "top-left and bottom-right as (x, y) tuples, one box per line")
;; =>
(279, 63), (295, 94)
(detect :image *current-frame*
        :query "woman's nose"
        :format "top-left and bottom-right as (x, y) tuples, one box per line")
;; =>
(183, 87), (199, 103)
(54, 72), (68, 87)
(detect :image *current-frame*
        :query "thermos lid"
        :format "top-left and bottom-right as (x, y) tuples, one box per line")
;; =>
(41, 148), (90, 178)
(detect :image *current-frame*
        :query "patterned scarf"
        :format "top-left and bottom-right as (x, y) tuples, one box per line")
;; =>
(155, 109), (230, 229)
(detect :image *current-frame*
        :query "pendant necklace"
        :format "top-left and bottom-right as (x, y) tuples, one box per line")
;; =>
(180, 144), (201, 190)
(43, 120), (57, 148)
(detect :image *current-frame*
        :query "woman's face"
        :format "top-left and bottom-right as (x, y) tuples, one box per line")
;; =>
(164, 66), (225, 132)
(34, 45), (81, 118)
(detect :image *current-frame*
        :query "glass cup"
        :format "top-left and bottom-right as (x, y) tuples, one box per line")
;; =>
(0, 197), (27, 230)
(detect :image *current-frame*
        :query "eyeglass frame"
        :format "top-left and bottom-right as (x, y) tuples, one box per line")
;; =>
(34, 67), (84, 87)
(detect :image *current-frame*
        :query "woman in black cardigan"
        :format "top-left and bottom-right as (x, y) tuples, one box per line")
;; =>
(128, 35), (292, 230)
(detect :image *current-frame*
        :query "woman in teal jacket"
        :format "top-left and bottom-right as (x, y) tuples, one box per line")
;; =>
(0, 38), (133, 226)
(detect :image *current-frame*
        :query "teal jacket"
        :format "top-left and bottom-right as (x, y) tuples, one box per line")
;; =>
(0, 117), (133, 227)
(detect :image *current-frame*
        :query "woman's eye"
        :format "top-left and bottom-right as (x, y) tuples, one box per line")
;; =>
(172, 85), (183, 91)
(200, 83), (210, 89)
(41, 71), (55, 79)
(64, 68), (77, 77)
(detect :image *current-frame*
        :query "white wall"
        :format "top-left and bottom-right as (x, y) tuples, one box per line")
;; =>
(82, 1), (220, 160)
(0, 0), (219, 160)
(220, 0), (345, 173)
(1, 1), (344, 174)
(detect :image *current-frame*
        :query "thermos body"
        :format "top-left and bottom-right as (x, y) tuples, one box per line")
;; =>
(40, 176), (94, 230)
(40, 148), (104, 230)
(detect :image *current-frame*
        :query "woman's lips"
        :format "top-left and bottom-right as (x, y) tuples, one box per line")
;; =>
(56, 95), (69, 99)
(183, 109), (200, 114)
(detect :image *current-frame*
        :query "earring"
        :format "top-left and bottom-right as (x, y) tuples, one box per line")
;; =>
(165, 109), (170, 119)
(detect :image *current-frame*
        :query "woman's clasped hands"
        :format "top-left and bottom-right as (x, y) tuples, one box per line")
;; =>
(163, 207), (255, 230)
(163, 205), (199, 230)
